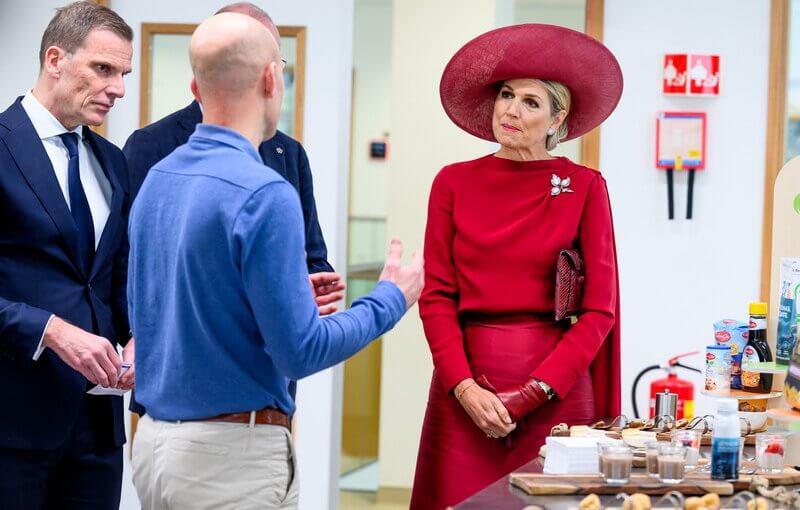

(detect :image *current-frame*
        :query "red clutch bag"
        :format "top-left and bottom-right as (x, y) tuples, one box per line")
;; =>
(555, 249), (584, 321)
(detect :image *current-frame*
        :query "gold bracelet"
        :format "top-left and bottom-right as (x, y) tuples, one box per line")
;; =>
(456, 380), (476, 400)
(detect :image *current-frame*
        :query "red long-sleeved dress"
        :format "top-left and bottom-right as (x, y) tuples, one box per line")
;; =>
(410, 155), (621, 509)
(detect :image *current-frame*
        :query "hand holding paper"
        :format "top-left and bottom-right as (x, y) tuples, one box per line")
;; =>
(87, 362), (132, 396)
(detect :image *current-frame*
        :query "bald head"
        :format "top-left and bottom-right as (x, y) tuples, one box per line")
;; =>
(215, 2), (280, 45)
(190, 12), (279, 100)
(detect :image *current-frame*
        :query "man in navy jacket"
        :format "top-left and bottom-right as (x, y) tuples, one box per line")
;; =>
(0, 3), (134, 508)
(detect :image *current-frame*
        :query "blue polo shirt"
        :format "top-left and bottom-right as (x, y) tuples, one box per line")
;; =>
(127, 124), (406, 420)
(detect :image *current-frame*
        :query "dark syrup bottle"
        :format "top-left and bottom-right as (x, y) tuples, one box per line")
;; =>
(741, 302), (773, 394)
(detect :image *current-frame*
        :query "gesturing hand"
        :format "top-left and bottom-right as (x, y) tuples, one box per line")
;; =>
(378, 239), (424, 309)
(308, 272), (346, 316)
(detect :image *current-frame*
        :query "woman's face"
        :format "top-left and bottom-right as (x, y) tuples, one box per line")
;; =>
(491, 79), (561, 153)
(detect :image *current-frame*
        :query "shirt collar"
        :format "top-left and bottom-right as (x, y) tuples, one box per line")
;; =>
(21, 90), (84, 141)
(191, 123), (262, 163)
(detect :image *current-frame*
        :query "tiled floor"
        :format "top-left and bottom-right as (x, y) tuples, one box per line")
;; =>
(340, 489), (411, 510)
(340, 461), (379, 492)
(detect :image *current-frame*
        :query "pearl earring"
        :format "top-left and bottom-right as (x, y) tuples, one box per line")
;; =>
(547, 128), (555, 136)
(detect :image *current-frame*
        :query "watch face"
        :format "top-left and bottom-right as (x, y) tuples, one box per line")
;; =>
(536, 380), (554, 399)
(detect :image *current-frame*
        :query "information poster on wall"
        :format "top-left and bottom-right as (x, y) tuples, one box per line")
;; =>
(663, 54), (720, 96)
(656, 112), (707, 220)
(656, 112), (707, 169)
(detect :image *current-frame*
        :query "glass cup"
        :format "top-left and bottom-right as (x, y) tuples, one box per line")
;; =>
(596, 441), (618, 475)
(672, 429), (702, 469)
(658, 444), (688, 485)
(739, 437), (746, 472)
(756, 433), (786, 474)
(645, 441), (661, 478)
(599, 445), (633, 485)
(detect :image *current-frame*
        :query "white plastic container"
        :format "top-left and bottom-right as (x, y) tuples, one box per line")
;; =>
(711, 398), (740, 480)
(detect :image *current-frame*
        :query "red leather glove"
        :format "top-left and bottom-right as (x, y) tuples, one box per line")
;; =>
(476, 374), (550, 423)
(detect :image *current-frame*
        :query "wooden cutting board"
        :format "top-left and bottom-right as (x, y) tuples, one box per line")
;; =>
(730, 467), (800, 489)
(509, 473), (734, 496)
(681, 465), (800, 488)
(654, 432), (758, 446)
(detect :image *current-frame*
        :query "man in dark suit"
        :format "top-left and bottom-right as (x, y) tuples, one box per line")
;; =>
(0, 3), (134, 509)
(123, 2), (337, 280)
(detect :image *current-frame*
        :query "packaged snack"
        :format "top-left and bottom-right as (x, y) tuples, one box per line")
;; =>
(714, 319), (748, 389)
(739, 399), (767, 412)
(705, 345), (731, 395)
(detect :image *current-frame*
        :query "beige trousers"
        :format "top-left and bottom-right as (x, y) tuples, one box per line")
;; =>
(132, 414), (298, 510)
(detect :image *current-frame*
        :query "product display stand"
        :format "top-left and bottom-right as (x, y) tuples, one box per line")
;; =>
(701, 389), (783, 400)
(767, 157), (800, 325)
(741, 362), (789, 374)
(764, 159), (800, 459)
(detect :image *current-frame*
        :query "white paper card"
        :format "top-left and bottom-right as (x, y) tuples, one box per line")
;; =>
(87, 362), (131, 396)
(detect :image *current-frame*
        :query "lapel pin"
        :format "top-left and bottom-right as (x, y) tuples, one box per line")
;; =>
(550, 174), (573, 196)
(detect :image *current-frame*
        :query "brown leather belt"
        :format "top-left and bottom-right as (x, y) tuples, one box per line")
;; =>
(200, 408), (290, 429)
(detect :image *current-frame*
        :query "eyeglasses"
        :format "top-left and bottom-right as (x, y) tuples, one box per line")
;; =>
(280, 58), (287, 69)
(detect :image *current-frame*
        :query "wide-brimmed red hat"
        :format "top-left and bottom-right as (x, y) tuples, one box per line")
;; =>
(440, 24), (623, 142)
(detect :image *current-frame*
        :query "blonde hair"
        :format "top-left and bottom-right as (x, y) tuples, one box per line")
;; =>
(534, 79), (571, 151)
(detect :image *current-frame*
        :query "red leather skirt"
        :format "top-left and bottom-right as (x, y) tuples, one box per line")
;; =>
(410, 315), (595, 510)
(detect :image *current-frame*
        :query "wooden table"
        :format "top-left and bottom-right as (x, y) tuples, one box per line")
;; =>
(455, 458), (621, 510)
(455, 449), (792, 509)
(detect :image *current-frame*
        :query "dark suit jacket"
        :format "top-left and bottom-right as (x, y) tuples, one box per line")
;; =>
(0, 98), (131, 450)
(123, 101), (333, 274)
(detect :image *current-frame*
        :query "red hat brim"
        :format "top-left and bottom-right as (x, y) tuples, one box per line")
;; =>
(439, 24), (623, 142)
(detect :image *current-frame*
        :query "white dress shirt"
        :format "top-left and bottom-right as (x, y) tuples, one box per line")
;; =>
(21, 91), (113, 360)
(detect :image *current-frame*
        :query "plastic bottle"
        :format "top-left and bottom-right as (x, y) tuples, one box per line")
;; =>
(741, 302), (773, 394)
(711, 398), (740, 480)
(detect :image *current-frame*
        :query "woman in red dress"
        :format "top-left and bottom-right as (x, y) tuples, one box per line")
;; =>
(410, 24), (624, 509)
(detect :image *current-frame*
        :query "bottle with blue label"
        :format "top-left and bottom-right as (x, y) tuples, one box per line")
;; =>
(711, 398), (740, 480)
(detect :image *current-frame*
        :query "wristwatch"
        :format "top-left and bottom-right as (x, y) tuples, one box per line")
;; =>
(536, 379), (556, 400)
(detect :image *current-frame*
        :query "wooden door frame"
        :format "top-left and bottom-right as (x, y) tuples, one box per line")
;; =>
(138, 23), (306, 142)
(581, 0), (604, 171)
(761, 0), (790, 300)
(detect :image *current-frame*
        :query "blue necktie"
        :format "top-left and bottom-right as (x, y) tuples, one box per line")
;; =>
(59, 132), (95, 270)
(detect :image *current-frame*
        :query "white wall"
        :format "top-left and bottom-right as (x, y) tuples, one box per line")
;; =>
(378, 0), (499, 489)
(515, 0), (585, 30)
(148, 34), (193, 122)
(0, 2), (354, 509)
(350, 0), (392, 219)
(602, 0), (771, 418)
(0, 3), (58, 105)
(513, 0), (584, 162)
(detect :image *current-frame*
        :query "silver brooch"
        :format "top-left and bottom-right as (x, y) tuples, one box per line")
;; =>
(550, 174), (573, 196)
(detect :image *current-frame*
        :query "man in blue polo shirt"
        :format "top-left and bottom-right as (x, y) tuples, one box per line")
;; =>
(127, 12), (423, 510)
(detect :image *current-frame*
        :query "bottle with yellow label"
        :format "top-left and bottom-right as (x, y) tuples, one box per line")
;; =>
(742, 302), (773, 394)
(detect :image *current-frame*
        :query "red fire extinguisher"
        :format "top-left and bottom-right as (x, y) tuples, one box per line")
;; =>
(633, 351), (701, 420)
